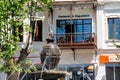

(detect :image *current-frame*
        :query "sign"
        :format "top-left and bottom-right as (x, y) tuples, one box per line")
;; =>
(99, 55), (108, 64)
(58, 14), (90, 18)
(109, 54), (120, 62)
(99, 54), (120, 64)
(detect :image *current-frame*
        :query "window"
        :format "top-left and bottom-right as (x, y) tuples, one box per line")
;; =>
(57, 19), (92, 33)
(108, 18), (120, 39)
(31, 20), (42, 41)
(56, 19), (92, 42)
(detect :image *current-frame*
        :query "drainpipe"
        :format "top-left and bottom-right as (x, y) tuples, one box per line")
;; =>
(72, 48), (75, 61)
(70, 5), (73, 45)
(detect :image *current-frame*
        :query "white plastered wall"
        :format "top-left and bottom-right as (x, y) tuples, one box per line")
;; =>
(59, 49), (96, 64)
(96, 5), (105, 49)
(96, 2), (120, 80)
(97, 2), (120, 49)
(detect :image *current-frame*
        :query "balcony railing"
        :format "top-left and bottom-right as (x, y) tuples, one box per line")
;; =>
(53, 33), (96, 49)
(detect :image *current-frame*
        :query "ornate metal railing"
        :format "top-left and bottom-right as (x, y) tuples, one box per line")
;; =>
(53, 33), (96, 49)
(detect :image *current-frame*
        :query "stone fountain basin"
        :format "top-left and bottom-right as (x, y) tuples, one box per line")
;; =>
(30, 70), (70, 79)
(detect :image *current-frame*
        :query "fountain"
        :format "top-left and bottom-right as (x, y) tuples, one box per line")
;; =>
(28, 38), (70, 80)
(40, 38), (61, 70)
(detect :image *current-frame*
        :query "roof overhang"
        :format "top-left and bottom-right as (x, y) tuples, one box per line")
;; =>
(52, 0), (97, 9)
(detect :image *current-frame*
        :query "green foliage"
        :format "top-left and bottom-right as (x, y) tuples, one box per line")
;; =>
(20, 58), (37, 72)
(113, 40), (120, 48)
(37, 0), (52, 11)
(0, 0), (52, 73)
(0, 0), (30, 73)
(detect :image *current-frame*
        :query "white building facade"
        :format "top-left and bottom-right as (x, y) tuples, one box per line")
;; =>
(97, 0), (120, 80)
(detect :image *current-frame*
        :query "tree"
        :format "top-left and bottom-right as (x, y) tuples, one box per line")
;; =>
(0, 0), (52, 80)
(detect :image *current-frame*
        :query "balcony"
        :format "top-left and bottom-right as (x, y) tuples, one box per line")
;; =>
(54, 33), (96, 49)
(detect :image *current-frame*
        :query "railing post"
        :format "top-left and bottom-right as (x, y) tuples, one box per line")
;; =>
(94, 33), (96, 44)
(82, 33), (84, 43)
(71, 33), (73, 46)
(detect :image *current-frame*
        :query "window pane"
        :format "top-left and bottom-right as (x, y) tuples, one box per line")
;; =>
(74, 25), (82, 42)
(66, 20), (71, 24)
(73, 20), (77, 24)
(84, 19), (92, 24)
(108, 19), (113, 39)
(77, 20), (82, 24)
(114, 18), (120, 39)
(59, 20), (65, 25)
(75, 25), (82, 33)
(108, 18), (120, 39)
(84, 24), (92, 33)
(57, 20), (65, 33)
(84, 24), (92, 41)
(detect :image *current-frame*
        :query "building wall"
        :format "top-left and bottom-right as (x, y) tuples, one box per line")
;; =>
(12, 1), (97, 80)
(52, 7), (96, 33)
(97, 1), (120, 49)
(96, 1), (120, 80)
(51, 5), (97, 64)
(59, 49), (96, 64)
(13, 0), (97, 65)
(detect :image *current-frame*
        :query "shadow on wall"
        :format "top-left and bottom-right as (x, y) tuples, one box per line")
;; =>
(101, 75), (106, 80)
(0, 72), (6, 80)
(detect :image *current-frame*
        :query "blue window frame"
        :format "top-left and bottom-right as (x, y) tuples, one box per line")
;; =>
(56, 19), (92, 42)
(108, 18), (120, 39)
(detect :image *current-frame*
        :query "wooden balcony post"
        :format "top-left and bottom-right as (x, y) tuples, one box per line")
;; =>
(71, 33), (73, 46)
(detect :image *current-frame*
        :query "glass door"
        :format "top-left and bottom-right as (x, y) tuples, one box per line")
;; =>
(106, 63), (120, 80)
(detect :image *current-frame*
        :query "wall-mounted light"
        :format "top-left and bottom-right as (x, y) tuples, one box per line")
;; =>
(87, 65), (94, 73)
(87, 65), (94, 70)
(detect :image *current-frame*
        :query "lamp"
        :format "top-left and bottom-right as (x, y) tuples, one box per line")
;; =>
(87, 65), (94, 73)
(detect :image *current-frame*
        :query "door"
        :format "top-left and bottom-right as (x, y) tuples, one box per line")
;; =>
(65, 24), (74, 42)
(106, 64), (120, 80)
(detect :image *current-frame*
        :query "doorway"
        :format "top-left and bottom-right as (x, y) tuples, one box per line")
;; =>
(65, 24), (74, 33)
(65, 24), (74, 42)
(106, 64), (120, 80)
(31, 20), (42, 41)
